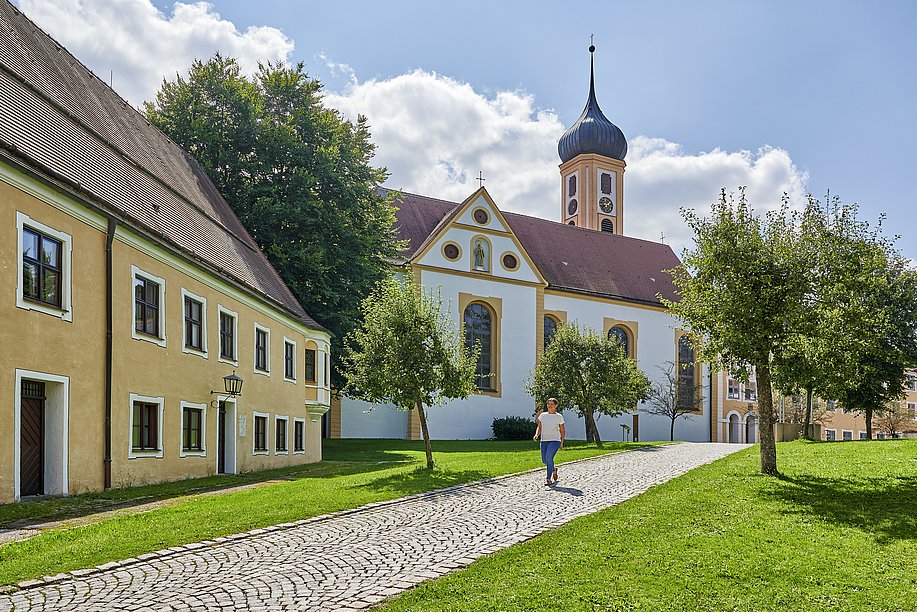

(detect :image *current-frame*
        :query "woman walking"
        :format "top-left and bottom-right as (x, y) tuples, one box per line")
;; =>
(533, 398), (565, 486)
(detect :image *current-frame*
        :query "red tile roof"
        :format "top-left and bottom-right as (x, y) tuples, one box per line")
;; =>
(0, 1), (322, 330)
(387, 189), (681, 307)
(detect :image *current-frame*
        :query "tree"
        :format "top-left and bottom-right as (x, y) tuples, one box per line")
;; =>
(342, 274), (478, 469)
(641, 361), (703, 441)
(875, 402), (908, 438)
(664, 189), (812, 475)
(146, 55), (404, 386)
(527, 323), (650, 448)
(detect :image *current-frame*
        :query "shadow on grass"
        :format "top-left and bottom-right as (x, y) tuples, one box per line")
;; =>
(356, 467), (491, 497)
(769, 474), (917, 543)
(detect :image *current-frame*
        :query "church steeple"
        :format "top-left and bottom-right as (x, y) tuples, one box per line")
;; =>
(558, 43), (627, 235)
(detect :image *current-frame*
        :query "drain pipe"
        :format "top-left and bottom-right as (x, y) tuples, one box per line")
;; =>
(104, 218), (117, 489)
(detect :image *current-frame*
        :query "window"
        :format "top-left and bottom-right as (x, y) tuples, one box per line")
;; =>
(16, 212), (72, 320)
(826, 400), (837, 412)
(600, 218), (613, 233)
(182, 289), (206, 354)
(600, 172), (613, 195)
(544, 316), (558, 350)
(908, 402), (917, 418)
(254, 325), (270, 374)
(859, 431), (868, 440)
(825, 429), (836, 441)
(129, 394), (163, 458)
(608, 326), (630, 357)
(253, 413), (268, 453)
(465, 303), (494, 390)
(284, 339), (296, 381)
(275, 417), (288, 453)
(22, 226), (62, 307)
(568, 174), (576, 197)
(134, 274), (162, 338)
(219, 307), (237, 362)
(727, 377), (740, 400)
(842, 430), (852, 441)
(907, 374), (916, 391)
(305, 348), (317, 383)
(294, 419), (305, 453)
(676, 335), (696, 410)
(181, 402), (206, 455)
(876, 432), (886, 440)
(744, 378), (758, 402)
(325, 352), (330, 387)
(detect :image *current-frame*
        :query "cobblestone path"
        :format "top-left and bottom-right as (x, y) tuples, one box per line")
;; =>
(0, 443), (747, 611)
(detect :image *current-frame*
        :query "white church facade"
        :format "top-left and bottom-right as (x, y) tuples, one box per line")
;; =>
(329, 46), (719, 443)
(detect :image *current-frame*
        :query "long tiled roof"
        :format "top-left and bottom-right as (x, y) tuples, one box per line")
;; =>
(389, 190), (680, 306)
(0, 1), (322, 330)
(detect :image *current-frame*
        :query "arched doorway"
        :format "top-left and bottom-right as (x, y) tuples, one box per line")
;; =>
(728, 413), (741, 443)
(745, 415), (758, 444)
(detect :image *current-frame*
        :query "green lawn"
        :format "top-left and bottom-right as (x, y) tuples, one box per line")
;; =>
(383, 439), (917, 612)
(0, 438), (650, 586)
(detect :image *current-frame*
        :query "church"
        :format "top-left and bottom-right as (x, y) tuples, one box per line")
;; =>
(328, 46), (716, 443)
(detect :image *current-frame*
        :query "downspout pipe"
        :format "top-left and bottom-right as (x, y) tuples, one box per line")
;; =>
(104, 218), (117, 489)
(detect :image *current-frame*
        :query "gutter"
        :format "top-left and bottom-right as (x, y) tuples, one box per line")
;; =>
(104, 218), (116, 489)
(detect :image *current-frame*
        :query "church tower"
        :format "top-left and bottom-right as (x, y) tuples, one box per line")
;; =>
(557, 44), (627, 234)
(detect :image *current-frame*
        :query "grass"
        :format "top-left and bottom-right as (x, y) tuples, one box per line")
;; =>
(0, 438), (651, 586)
(382, 439), (917, 612)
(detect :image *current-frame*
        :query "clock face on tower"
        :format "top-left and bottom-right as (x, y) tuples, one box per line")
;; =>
(599, 196), (614, 214)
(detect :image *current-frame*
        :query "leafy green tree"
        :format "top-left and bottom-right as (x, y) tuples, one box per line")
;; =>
(342, 274), (478, 469)
(146, 55), (404, 386)
(641, 361), (703, 441)
(527, 323), (650, 448)
(664, 189), (812, 475)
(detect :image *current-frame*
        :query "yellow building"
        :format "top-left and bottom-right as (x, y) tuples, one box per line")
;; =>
(0, 2), (330, 503)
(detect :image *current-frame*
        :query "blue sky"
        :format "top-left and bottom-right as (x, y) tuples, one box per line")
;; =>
(15, 0), (917, 259)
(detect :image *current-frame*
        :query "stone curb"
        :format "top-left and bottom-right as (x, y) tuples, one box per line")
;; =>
(4, 442), (678, 594)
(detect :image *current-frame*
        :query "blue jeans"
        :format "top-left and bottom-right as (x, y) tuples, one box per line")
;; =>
(540, 440), (561, 481)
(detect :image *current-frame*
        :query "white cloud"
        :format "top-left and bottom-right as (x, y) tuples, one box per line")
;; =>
(325, 69), (808, 257)
(15, 0), (294, 106)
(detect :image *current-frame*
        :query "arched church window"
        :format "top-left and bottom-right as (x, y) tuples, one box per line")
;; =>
(608, 326), (630, 357)
(677, 335), (696, 410)
(568, 175), (576, 197)
(544, 315), (558, 350)
(472, 238), (489, 272)
(601, 218), (613, 233)
(464, 303), (493, 390)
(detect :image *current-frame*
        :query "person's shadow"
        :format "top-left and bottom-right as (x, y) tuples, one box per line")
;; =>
(549, 485), (583, 496)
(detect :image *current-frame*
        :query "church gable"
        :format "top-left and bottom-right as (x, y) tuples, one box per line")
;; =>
(412, 188), (545, 285)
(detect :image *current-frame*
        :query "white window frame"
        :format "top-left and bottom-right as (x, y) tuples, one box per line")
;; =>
(876, 431), (887, 440)
(181, 288), (208, 358)
(253, 323), (271, 376)
(293, 417), (306, 454)
(217, 305), (239, 365)
(131, 265), (167, 347)
(16, 211), (73, 322)
(252, 411), (270, 455)
(859, 431), (868, 440)
(128, 393), (164, 459)
(842, 429), (853, 441)
(179, 401), (207, 458)
(908, 402), (917, 418)
(283, 337), (297, 383)
(824, 428), (836, 441)
(275, 416), (289, 454)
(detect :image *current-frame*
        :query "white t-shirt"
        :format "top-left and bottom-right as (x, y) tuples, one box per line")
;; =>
(538, 411), (565, 442)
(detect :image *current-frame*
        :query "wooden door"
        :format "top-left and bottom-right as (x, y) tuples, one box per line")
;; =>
(20, 381), (45, 496)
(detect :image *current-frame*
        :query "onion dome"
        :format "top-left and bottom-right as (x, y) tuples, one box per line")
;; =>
(558, 44), (627, 163)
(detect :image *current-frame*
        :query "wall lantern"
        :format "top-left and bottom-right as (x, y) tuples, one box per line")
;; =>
(213, 371), (244, 398)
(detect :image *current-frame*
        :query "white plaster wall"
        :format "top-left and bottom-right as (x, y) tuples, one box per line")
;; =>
(418, 226), (540, 285)
(544, 294), (711, 443)
(455, 195), (503, 230)
(340, 398), (408, 439)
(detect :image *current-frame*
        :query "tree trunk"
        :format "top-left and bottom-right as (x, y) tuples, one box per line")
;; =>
(416, 401), (434, 470)
(802, 388), (813, 440)
(670, 417), (675, 441)
(584, 408), (603, 448)
(755, 363), (779, 476)
(865, 406), (873, 440)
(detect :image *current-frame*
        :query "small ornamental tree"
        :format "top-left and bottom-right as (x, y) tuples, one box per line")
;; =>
(342, 274), (478, 469)
(664, 189), (811, 476)
(642, 361), (703, 441)
(527, 323), (650, 448)
(875, 402), (909, 438)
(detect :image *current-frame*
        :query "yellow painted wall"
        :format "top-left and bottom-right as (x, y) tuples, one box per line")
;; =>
(1, 169), (330, 502)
